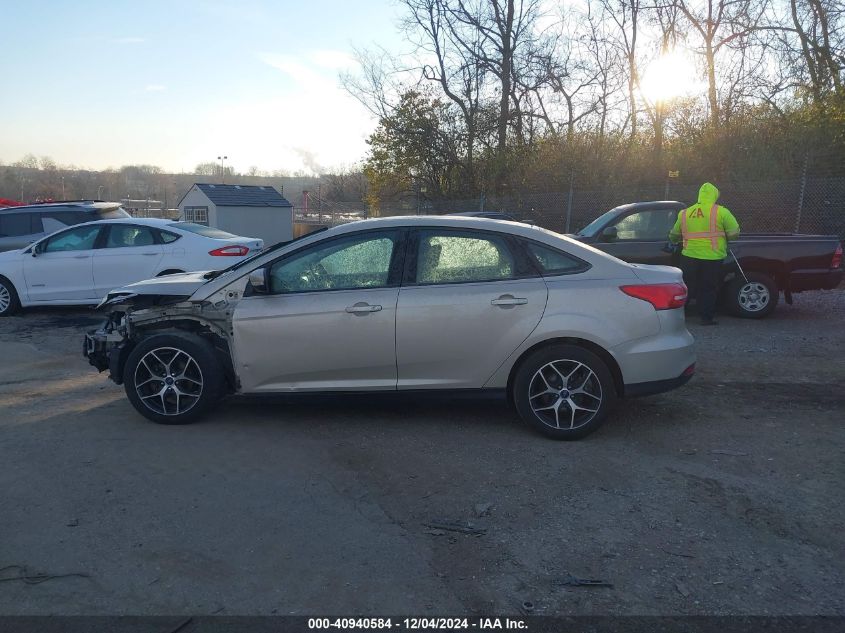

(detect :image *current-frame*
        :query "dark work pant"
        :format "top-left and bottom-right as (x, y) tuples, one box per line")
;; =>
(680, 255), (723, 321)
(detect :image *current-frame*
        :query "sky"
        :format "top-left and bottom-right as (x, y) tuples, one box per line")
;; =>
(0, 0), (405, 174)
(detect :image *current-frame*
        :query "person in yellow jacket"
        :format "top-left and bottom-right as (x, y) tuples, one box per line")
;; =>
(669, 182), (740, 325)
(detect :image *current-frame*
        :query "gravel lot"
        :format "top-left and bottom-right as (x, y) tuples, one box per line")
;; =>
(1, 291), (843, 616)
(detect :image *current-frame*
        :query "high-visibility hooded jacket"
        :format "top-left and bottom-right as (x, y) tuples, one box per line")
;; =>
(669, 182), (740, 260)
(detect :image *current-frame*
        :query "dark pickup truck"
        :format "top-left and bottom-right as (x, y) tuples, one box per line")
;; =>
(574, 201), (843, 318)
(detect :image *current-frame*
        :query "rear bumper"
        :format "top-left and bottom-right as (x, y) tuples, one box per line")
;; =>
(625, 365), (694, 397)
(611, 309), (696, 389)
(789, 269), (843, 292)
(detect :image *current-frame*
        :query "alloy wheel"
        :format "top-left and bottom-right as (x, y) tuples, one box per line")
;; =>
(134, 347), (204, 416)
(528, 359), (603, 430)
(0, 285), (10, 313)
(738, 282), (770, 313)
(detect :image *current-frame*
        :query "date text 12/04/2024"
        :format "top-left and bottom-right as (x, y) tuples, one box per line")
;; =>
(307, 618), (528, 630)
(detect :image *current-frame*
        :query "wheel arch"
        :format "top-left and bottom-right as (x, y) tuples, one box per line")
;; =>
(117, 320), (236, 390)
(0, 273), (22, 314)
(506, 337), (624, 401)
(156, 269), (186, 277)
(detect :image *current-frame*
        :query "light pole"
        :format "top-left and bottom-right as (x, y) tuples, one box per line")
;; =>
(97, 185), (105, 200)
(217, 155), (228, 184)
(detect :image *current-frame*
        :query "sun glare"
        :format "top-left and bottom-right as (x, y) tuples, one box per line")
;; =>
(639, 51), (702, 103)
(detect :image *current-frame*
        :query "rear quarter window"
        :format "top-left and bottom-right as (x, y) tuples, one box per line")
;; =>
(158, 230), (181, 243)
(523, 241), (590, 276)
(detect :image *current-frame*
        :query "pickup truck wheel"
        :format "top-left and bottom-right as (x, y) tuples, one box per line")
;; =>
(123, 332), (224, 425)
(726, 272), (778, 319)
(512, 344), (617, 440)
(0, 276), (21, 317)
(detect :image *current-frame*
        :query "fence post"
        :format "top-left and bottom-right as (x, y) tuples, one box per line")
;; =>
(795, 152), (809, 233)
(565, 172), (574, 233)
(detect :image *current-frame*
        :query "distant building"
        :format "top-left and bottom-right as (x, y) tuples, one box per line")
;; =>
(178, 183), (293, 244)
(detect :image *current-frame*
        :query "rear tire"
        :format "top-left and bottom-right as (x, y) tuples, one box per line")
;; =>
(512, 344), (617, 440)
(0, 276), (21, 317)
(123, 332), (224, 425)
(725, 272), (778, 319)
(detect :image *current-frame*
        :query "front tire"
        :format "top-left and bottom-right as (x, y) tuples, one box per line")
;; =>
(123, 332), (224, 424)
(512, 344), (617, 440)
(0, 276), (21, 317)
(726, 272), (778, 318)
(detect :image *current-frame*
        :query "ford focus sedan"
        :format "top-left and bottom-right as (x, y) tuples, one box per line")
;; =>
(84, 216), (695, 440)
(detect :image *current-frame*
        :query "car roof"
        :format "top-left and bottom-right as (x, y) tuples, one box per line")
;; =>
(0, 201), (124, 213)
(611, 201), (686, 213)
(449, 211), (514, 217)
(329, 214), (526, 233)
(305, 215), (564, 245)
(68, 217), (176, 228)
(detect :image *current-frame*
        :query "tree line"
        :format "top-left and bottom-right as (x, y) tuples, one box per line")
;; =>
(342, 0), (845, 214)
(0, 156), (326, 209)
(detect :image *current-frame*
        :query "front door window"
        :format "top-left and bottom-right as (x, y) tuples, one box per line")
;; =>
(268, 232), (399, 293)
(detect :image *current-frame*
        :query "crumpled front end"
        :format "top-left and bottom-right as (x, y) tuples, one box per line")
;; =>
(84, 294), (195, 384)
(84, 311), (132, 382)
(83, 280), (246, 386)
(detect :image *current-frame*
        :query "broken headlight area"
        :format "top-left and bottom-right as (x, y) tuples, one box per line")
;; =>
(84, 294), (191, 383)
(84, 310), (130, 380)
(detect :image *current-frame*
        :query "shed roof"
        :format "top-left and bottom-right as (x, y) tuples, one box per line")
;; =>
(189, 183), (293, 208)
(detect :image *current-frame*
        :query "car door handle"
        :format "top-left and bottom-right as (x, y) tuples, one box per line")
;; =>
(142, 252), (159, 256)
(345, 303), (382, 314)
(73, 254), (90, 259)
(491, 296), (528, 306)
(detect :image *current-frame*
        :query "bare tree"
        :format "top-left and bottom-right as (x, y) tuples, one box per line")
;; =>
(674, 0), (767, 124)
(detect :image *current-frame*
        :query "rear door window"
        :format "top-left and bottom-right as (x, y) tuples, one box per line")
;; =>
(413, 230), (516, 284)
(0, 213), (37, 237)
(105, 224), (158, 248)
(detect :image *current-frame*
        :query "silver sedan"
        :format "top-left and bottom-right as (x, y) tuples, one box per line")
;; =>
(84, 216), (696, 439)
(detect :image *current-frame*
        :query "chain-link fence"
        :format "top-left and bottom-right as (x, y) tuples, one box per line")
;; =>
(370, 177), (845, 239)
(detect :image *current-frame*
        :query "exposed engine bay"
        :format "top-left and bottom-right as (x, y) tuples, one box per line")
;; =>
(84, 277), (250, 388)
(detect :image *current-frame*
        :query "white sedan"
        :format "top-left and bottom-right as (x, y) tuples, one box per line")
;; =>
(0, 218), (263, 315)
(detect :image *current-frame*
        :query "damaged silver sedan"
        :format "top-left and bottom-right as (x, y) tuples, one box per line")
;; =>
(85, 216), (695, 440)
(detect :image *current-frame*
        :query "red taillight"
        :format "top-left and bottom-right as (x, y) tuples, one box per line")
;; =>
(682, 363), (696, 376)
(620, 283), (688, 310)
(832, 244), (842, 269)
(209, 245), (250, 257)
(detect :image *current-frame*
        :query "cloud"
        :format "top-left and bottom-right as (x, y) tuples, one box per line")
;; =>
(114, 36), (145, 44)
(309, 49), (358, 71)
(145, 84), (166, 92)
(258, 53), (332, 91)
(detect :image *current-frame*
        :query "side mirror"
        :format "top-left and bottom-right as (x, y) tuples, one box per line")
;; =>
(600, 226), (618, 242)
(31, 243), (43, 257)
(248, 267), (268, 294)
